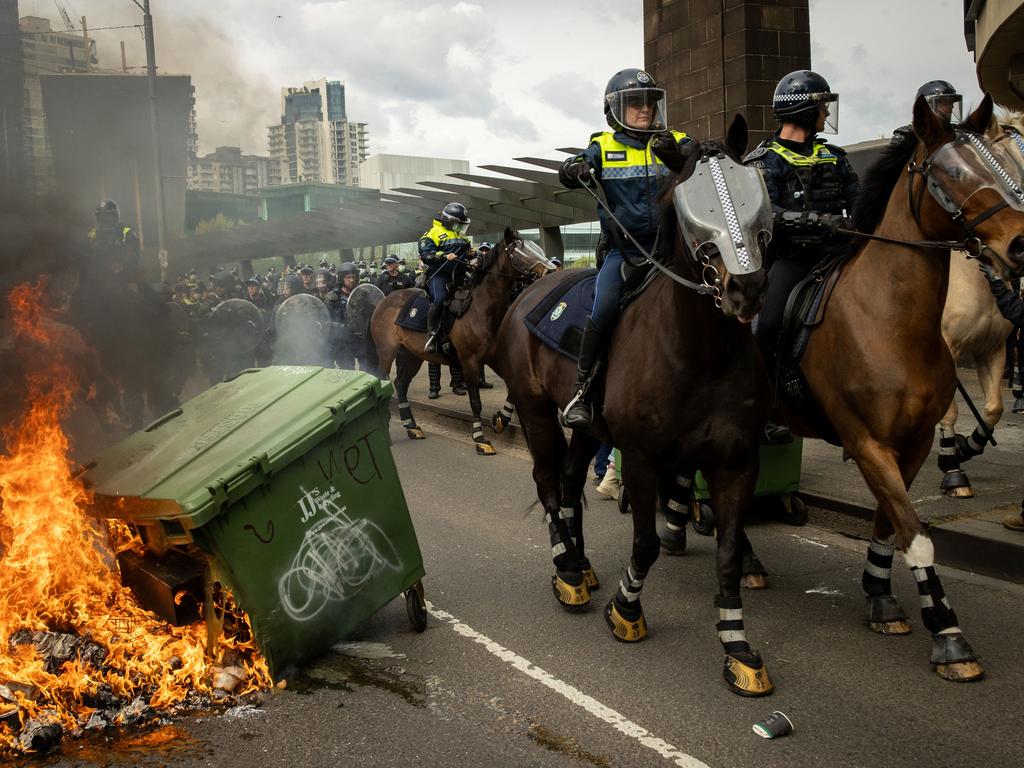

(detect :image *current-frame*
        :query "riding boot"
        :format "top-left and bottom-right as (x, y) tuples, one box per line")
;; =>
(562, 319), (604, 430)
(424, 302), (444, 353)
(757, 344), (792, 444)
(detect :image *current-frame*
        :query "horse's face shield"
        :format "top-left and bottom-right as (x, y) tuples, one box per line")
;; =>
(926, 132), (1024, 216)
(510, 239), (556, 278)
(673, 154), (772, 276)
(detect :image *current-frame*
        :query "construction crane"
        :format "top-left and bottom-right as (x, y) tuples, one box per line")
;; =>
(53, 0), (77, 32)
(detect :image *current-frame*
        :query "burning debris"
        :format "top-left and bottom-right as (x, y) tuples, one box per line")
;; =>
(0, 283), (271, 755)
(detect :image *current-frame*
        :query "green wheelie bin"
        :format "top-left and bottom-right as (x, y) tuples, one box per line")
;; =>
(85, 366), (426, 677)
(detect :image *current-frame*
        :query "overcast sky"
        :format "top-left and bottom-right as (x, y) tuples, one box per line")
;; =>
(48, 0), (983, 165)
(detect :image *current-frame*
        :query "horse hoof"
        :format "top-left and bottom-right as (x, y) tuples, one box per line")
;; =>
(866, 595), (911, 634)
(604, 600), (647, 643)
(491, 413), (509, 433)
(406, 427), (426, 440)
(582, 566), (600, 590)
(741, 573), (769, 590)
(475, 441), (496, 456)
(935, 660), (985, 682)
(552, 573), (590, 612)
(943, 486), (973, 498)
(723, 652), (774, 697)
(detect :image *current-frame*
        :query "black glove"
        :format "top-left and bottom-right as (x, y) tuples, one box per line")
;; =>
(650, 133), (692, 173)
(978, 262), (1001, 283)
(560, 158), (593, 187)
(818, 213), (854, 236)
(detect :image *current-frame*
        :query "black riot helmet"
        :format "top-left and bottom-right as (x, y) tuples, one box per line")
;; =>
(314, 268), (335, 291)
(604, 68), (667, 134)
(915, 80), (962, 126)
(94, 199), (120, 233)
(278, 273), (303, 298)
(439, 202), (470, 235)
(338, 261), (359, 278)
(772, 70), (839, 134)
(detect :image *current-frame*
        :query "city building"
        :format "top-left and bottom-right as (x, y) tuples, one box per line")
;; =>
(267, 79), (368, 186)
(187, 146), (269, 195)
(19, 15), (94, 193)
(0, 0), (25, 191)
(358, 154), (470, 193)
(965, 0), (1024, 109)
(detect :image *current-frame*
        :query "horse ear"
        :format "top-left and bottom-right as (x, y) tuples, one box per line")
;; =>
(726, 114), (748, 158)
(912, 94), (950, 148)
(961, 92), (995, 135)
(504, 226), (515, 244)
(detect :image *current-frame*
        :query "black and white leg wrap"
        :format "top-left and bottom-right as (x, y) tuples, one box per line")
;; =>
(911, 565), (960, 635)
(937, 428), (960, 473)
(716, 595), (749, 654)
(615, 563), (647, 617)
(546, 509), (572, 570)
(398, 401), (415, 429)
(955, 426), (988, 461)
(498, 402), (514, 421)
(472, 419), (485, 442)
(862, 538), (895, 595)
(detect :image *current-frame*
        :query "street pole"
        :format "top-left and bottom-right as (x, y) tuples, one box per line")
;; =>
(135, 0), (168, 280)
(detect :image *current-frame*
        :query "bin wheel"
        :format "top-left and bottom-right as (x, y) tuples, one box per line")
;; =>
(617, 486), (630, 514)
(405, 581), (427, 632)
(691, 500), (716, 536)
(780, 494), (808, 526)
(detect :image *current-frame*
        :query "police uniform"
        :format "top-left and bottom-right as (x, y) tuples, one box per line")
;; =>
(376, 269), (415, 295)
(419, 206), (473, 351)
(743, 134), (859, 357)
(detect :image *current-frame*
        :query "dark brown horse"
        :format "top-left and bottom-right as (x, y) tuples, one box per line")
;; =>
(767, 95), (1024, 682)
(370, 227), (553, 454)
(494, 118), (778, 696)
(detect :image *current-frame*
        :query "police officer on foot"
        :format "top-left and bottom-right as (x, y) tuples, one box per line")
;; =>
(376, 254), (414, 295)
(88, 199), (141, 284)
(559, 68), (692, 429)
(744, 70), (860, 443)
(419, 202), (473, 354)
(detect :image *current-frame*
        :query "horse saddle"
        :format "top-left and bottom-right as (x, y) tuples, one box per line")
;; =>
(774, 254), (847, 446)
(394, 290), (461, 360)
(524, 263), (654, 361)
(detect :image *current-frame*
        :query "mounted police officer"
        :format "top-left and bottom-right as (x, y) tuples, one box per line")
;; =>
(376, 254), (414, 295)
(744, 70), (860, 442)
(892, 80), (962, 146)
(558, 67), (692, 429)
(420, 202), (474, 353)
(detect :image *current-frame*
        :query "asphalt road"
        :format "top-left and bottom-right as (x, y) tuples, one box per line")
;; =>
(43, 421), (1024, 768)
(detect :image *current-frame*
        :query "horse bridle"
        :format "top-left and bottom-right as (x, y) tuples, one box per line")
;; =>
(471, 238), (550, 282)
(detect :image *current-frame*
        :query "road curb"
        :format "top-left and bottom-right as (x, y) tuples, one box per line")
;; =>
(398, 397), (1024, 584)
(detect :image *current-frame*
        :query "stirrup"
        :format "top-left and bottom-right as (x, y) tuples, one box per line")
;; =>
(561, 388), (592, 429)
(424, 332), (438, 353)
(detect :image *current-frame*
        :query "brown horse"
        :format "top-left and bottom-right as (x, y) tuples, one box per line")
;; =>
(935, 113), (1024, 498)
(370, 227), (553, 455)
(774, 95), (1024, 682)
(494, 118), (779, 696)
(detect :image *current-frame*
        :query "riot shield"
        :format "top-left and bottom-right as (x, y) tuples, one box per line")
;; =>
(202, 298), (265, 356)
(273, 293), (332, 366)
(345, 283), (385, 339)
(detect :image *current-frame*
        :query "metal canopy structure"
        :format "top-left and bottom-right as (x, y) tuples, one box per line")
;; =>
(165, 149), (596, 273)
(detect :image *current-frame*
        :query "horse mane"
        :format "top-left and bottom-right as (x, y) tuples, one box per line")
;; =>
(849, 136), (916, 240)
(469, 238), (501, 287)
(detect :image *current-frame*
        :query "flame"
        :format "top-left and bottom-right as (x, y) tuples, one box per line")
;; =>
(0, 282), (270, 750)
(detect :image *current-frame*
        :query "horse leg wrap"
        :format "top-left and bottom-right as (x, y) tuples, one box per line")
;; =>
(605, 563), (648, 641)
(955, 427), (988, 462)
(937, 431), (960, 473)
(546, 509), (575, 572)
(862, 538), (895, 596)
(427, 365), (441, 393)
(716, 595), (773, 696)
(658, 502), (688, 556)
(911, 565), (960, 635)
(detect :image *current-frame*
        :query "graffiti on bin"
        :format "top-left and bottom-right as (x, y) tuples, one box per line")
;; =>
(278, 484), (402, 622)
(317, 430), (384, 486)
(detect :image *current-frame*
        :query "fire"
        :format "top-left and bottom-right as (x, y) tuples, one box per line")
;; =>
(0, 282), (271, 752)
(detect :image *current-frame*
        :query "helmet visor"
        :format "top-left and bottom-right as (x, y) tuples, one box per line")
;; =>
(606, 88), (667, 133)
(924, 94), (962, 126)
(454, 222), (469, 236)
(814, 93), (839, 135)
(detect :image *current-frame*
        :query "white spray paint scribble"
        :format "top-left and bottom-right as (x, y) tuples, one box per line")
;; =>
(805, 585), (843, 596)
(278, 485), (402, 622)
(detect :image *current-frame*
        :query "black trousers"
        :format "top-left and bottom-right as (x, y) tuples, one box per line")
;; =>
(754, 257), (813, 355)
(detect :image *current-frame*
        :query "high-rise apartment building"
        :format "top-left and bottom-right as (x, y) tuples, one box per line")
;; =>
(0, 1), (25, 191)
(187, 145), (269, 194)
(267, 79), (368, 187)
(19, 15), (94, 193)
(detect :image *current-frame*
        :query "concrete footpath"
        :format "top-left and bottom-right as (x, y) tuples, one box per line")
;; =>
(392, 364), (1024, 584)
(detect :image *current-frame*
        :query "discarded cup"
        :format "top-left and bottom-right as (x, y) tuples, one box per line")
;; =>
(752, 710), (794, 739)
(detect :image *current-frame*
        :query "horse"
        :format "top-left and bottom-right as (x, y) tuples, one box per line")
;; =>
(494, 116), (780, 696)
(762, 94), (1024, 683)
(935, 112), (1024, 497)
(369, 227), (554, 455)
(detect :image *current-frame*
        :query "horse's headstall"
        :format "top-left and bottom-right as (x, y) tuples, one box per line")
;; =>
(921, 130), (1024, 218)
(673, 154), (771, 275)
(510, 239), (556, 276)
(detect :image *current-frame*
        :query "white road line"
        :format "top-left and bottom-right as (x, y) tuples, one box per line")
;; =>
(426, 602), (711, 768)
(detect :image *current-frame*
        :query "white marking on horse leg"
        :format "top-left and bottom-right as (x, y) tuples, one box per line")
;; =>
(904, 534), (935, 569)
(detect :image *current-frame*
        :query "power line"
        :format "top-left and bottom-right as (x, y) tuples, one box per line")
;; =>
(0, 23), (143, 38)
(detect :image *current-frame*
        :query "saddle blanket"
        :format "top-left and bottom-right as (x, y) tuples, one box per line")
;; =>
(524, 269), (597, 361)
(395, 293), (430, 332)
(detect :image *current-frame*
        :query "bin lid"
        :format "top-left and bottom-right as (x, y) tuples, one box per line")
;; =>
(85, 367), (393, 529)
